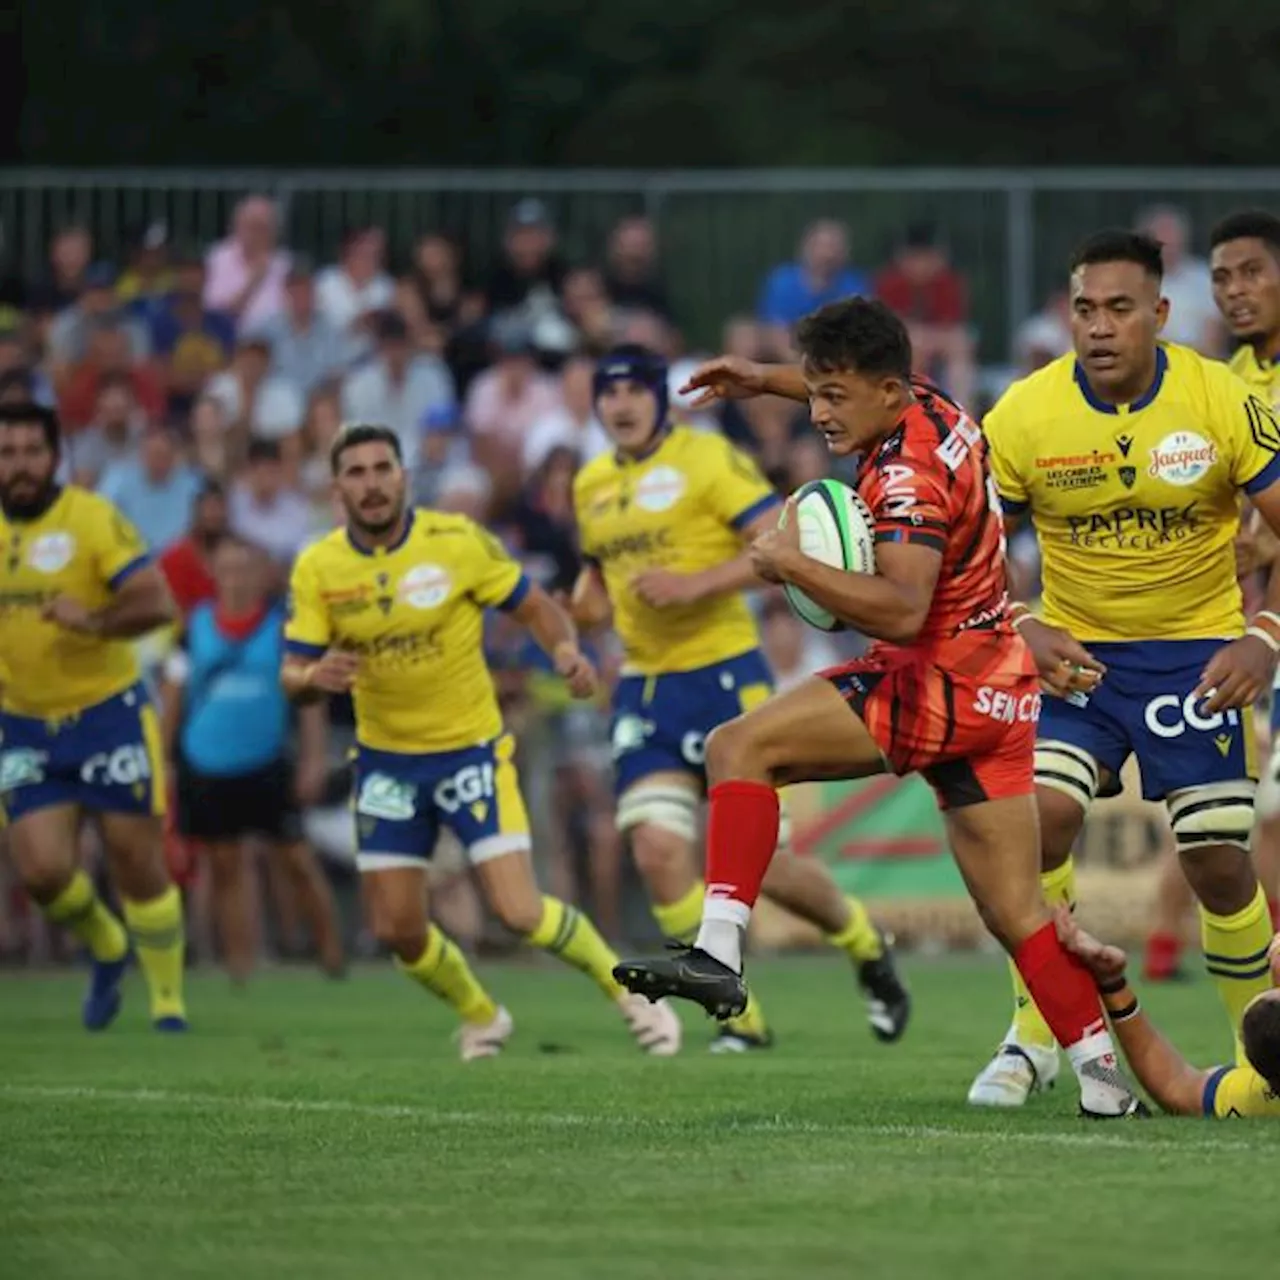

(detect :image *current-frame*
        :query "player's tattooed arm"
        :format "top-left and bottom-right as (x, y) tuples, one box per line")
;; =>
(1054, 908), (1206, 1116)
(43, 563), (176, 638)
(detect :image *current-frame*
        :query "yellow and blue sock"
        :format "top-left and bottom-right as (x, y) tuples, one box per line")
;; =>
(1008, 856), (1076, 1051)
(1202, 884), (1274, 1066)
(44, 870), (129, 963)
(397, 925), (499, 1025)
(828, 895), (884, 963)
(653, 880), (771, 1041)
(122, 886), (187, 1024)
(529, 895), (625, 999)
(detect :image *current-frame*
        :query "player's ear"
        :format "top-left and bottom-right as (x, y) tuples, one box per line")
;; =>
(1154, 293), (1170, 334)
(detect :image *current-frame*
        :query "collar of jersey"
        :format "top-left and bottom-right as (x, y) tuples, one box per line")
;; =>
(345, 508), (415, 556)
(1072, 346), (1167, 415)
(614, 423), (671, 466)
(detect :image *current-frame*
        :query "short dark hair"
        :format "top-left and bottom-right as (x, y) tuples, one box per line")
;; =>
(196, 477), (226, 504)
(1242, 994), (1280, 1093)
(246, 436), (282, 465)
(1069, 229), (1164, 281)
(0, 401), (60, 452)
(795, 297), (912, 381)
(1209, 209), (1280, 260)
(329, 422), (402, 475)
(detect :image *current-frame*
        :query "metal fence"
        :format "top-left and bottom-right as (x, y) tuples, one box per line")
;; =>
(4, 168), (1280, 359)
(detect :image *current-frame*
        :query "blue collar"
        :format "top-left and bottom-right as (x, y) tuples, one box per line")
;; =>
(346, 508), (415, 556)
(1072, 346), (1167, 415)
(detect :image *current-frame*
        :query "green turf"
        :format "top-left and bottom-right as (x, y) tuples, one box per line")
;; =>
(0, 955), (1273, 1280)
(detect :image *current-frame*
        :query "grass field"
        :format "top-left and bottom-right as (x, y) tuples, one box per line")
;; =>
(1, 954), (1275, 1280)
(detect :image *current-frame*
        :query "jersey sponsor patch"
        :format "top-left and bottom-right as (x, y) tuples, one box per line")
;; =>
(397, 564), (452, 610)
(25, 532), (75, 574)
(1147, 431), (1217, 486)
(0, 747), (49, 791)
(356, 771), (418, 821)
(633, 466), (685, 513)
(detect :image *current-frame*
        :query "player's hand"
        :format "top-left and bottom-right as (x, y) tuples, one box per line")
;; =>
(1054, 906), (1128, 985)
(678, 356), (768, 409)
(307, 649), (360, 694)
(294, 754), (329, 807)
(630, 568), (704, 609)
(1016, 618), (1105, 698)
(749, 498), (802, 584)
(553, 642), (598, 700)
(1195, 635), (1276, 714)
(40, 594), (101, 634)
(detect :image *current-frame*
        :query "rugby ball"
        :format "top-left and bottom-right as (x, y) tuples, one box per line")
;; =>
(780, 479), (876, 632)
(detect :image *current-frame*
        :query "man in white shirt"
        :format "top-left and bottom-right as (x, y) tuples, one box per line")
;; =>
(228, 437), (312, 568)
(522, 354), (609, 476)
(339, 309), (456, 477)
(206, 334), (305, 442)
(260, 259), (350, 395)
(203, 196), (291, 334)
(1136, 205), (1223, 354)
(315, 226), (395, 354)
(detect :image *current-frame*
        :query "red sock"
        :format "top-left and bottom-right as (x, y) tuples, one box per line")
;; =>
(1143, 930), (1182, 981)
(704, 781), (780, 911)
(1013, 921), (1106, 1050)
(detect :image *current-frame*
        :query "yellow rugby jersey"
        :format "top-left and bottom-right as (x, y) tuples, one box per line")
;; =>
(0, 486), (148, 717)
(285, 510), (529, 754)
(985, 343), (1280, 641)
(1202, 1063), (1280, 1118)
(1228, 343), (1280, 413)
(573, 426), (780, 675)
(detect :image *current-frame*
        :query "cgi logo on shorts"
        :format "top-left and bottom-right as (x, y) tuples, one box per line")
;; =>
(1143, 692), (1240, 739)
(1148, 432), (1217, 487)
(80, 744), (151, 787)
(397, 564), (451, 610)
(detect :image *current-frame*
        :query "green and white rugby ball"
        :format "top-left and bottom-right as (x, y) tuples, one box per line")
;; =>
(780, 479), (876, 632)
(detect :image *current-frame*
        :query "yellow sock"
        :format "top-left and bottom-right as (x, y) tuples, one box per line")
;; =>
(44, 870), (128, 963)
(1008, 856), (1077, 1051)
(652, 881), (705, 944)
(397, 926), (498, 1025)
(122, 886), (186, 1021)
(1202, 884), (1274, 1066)
(828, 894), (884, 963)
(529, 895), (625, 999)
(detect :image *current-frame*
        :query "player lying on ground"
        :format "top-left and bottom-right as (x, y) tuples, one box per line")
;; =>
(570, 343), (909, 1052)
(1056, 906), (1280, 1117)
(968, 228), (1280, 1106)
(0, 402), (188, 1032)
(614, 298), (1146, 1117)
(282, 423), (679, 1060)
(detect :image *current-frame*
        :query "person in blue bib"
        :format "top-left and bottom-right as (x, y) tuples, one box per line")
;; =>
(161, 533), (344, 983)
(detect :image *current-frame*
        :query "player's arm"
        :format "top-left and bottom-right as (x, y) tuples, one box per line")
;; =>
(280, 554), (357, 703)
(679, 357), (808, 408)
(567, 561), (613, 631)
(45, 561), (178, 638)
(509, 584), (597, 699)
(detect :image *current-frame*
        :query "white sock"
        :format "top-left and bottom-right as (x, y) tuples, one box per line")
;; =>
(695, 896), (750, 974)
(1066, 1029), (1135, 1115)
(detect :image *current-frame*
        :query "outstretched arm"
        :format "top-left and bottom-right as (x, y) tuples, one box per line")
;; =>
(510, 583), (598, 699)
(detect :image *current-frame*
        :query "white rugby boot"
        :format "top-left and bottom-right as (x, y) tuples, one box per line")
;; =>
(618, 992), (682, 1055)
(967, 1040), (1060, 1107)
(456, 1005), (514, 1062)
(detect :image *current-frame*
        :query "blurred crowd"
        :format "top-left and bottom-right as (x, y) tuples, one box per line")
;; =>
(0, 194), (1228, 968)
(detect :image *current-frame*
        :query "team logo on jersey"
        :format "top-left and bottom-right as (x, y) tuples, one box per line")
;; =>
(633, 466), (685, 513)
(25, 532), (75, 574)
(1118, 466), (1136, 489)
(1148, 431), (1217, 486)
(397, 564), (451, 610)
(1114, 433), (1134, 457)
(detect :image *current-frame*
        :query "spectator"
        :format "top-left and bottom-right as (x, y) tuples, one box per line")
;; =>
(340, 309), (456, 475)
(315, 226), (395, 349)
(190, 394), (231, 482)
(158, 480), (229, 619)
(757, 219), (870, 354)
(435, 463), (494, 522)
(1015, 290), (1073, 373)
(27, 224), (93, 316)
(408, 232), (484, 339)
(522, 354), (609, 477)
(486, 198), (568, 313)
(99, 424), (204, 552)
(505, 446), (582, 594)
(560, 266), (617, 355)
(206, 334), (305, 444)
(875, 223), (976, 408)
(203, 195), (291, 333)
(0, 326), (54, 407)
(603, 215), (671, 319)
(1136, 205), (1221, 355)
(150, 256), (236, 419)
(65, 375), (148, 487)
(297, 387), (344, 533)
(759, 591), (841, 694)
(464, 318), (562, 505)
(48, 265), (151, 370)
(0, 369), (39, 407)
(59, 318), (165, 429)
(116, 220), (175, 320)
(259, 258), (349, 396)
(229, 437), (311, 567)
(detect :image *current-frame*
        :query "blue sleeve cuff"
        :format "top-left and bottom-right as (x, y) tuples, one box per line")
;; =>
(1243, 452), (1280, 496)
(496, 573), (532, 613)
(1000, 496), (1030, 516)
(108, 553), (151, 591)
(730, 493), (782, 531)
(285, 639), (327, 658)
(1202, 1065), (1230, 1116)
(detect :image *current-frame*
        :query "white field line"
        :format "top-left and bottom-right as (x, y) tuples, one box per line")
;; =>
(0, 1083), (1266, 1152)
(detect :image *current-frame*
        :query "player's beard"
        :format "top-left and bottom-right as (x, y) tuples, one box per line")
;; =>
(0, 473), (59, 520)
(349, 494), (404, 539)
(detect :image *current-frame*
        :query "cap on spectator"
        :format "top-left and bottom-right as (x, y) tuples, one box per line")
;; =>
(83, 263), (118, 290)
(509, 198), (551, 230)
(372, 309), (409, 343)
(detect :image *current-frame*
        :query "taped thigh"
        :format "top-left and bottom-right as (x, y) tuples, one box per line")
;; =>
(1033, 739), (1101, 813)
(1167, 780), (1257, 854)
(617, 782), (699, 841)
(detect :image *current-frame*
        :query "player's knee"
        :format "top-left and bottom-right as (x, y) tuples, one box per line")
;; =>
(492, 893), (544, 938)
(372, 916), (429, 963)
(704, 716), (764, 784)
